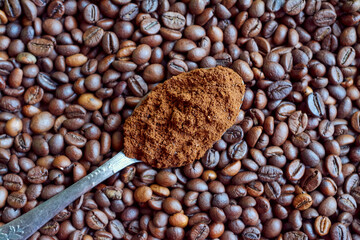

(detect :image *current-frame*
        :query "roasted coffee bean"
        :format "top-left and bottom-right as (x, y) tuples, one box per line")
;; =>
(83, 27), (105, 48)
(330, 223), (348, 240)
(27, 166), (48, 184)
(101, 32), (119, 55)
(86, 209), (109, 230)
(258, 165), (283, 182)
(242, 227), (261, 240)
(119, 3), (139, 21)
(338, 194), (357, 214)
(314, 216), (331, 236)
(4, 0), (22, 18)
(293, 193), (312, 211)
(314, 9), (337, 27)
(189, 223), (209, 240)
(301, 168), (322, 192)
(306, 92), (325, 117)
(162, 12), (186, 30)
(267, 80), (292, 100)
(37, 72), (58, 91)
(264, 181), (281, 200)
(27, 39), (54, 57)
(3, 173), (23, 191)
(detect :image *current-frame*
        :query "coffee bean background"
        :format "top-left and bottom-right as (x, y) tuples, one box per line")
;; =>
(1, 0), (360, 239)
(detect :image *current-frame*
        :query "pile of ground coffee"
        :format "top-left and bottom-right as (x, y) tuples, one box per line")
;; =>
(124, 66), (245, 168)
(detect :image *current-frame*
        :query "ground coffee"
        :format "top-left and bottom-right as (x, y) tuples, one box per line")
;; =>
(124, 66), (245, 168)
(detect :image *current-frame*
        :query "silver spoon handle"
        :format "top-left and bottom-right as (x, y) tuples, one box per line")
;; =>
(0, 152), (140, 240)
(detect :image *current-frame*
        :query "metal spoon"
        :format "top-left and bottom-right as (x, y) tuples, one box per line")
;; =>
(0, 152), (141, 240)
(0, 93), (152, 240)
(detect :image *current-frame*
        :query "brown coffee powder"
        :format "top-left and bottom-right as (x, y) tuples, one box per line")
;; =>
(123, 66), (245, 168)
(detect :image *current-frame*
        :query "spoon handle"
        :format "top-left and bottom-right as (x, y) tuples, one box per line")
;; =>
(0, 152), (140, 240)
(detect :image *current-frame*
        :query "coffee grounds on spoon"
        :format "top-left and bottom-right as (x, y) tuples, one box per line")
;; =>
(123, 66), (245, 168)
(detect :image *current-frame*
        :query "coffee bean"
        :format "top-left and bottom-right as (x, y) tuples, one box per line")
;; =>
(162, 12), (185, 30)
(306, 92), (325, 117)
(0, 96), (21, 112)
(242, 227), (261, 240)
(83, 27), (105, 48)
(258, 165), (283, 182)
(267, 80), (292, 100)
(288, 111), (308, 135)
(7, 192), (27, 209)
(263, 61), (285, 81)
(314, 216), (331, 236)
(227, 140), (248, 161)
(119, 3), (139, 21)
(37, 72), (58, 91)
(293, 193), (312, 210)
(101, 32), (119, 55)
(30, 111), (55, 134)
(301, 168), (322, 192)
(47, 0), (64, 19)
(39, 220), (60, 236)
(24, 86), (44, 104)
(27, 166), (48, 184)
(264, 181), (281, 199)
(337, 46), (355, 67)
(314, 9), (337, 27)
(83, 4), (100, 24)
(283, 0), (305, 15)
(241, 18), (262, 38)
(27, 38), (54, 57)
(330, 223), (348, 240)
(286, 159), (305, 181)
(338, 194), (357, 214)
(189, 223), (209, 240)
(3, 173), (23, 191)
(325, 155), (342, 178)
(86, 209), (109, 230)
(140, 18), (160, 35)
(4, 0), (21, 18)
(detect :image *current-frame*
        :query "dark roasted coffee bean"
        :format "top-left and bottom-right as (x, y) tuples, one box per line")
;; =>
(301, 168), (322, 192)
(119, 3), (139, 21)
(47, 0), (64, 18)
(264, 181), (281, 199)
(127, 75), (148, 97)
(227, 140), (248, 160)
(223, 125), (244, 143)
(306, 92), (325, 117)
(314, 9), (337, 27)
(86, 209), (109, 230)
(162, 12), (186, 30)
(0, 96), (21, 112)
(4, 0), (21, 18)
(101, 32), (119, 55)
(83, 27), (105, 48)
(37, 72), (58, 91)
(3, 173), (23, 191)
(83, 4), (100, 24)
(242, 227), (260, 240)
(27, 38), (54, 57)
(258, 165), (283, 182)
(267, 80), (292, 100)
(189, 223), (209, 240)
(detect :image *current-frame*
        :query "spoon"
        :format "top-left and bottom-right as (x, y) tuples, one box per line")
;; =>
(0, 152), (141, 240)
(0, 93), (151, 240)
(0, 66), (244, 239)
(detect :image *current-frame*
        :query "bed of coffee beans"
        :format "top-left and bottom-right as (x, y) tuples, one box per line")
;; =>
(1, 0), (360, 239)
